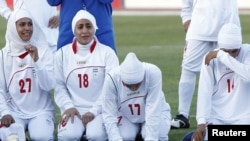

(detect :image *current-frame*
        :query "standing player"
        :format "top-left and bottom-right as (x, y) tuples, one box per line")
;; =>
(0, 9), (55, 140)
(171, 0), (241, 128)
(54, 10), (119, 140)
(102, 52), (171, 141)
(192, 23), (250, 141)
(0, 0), (59, 52)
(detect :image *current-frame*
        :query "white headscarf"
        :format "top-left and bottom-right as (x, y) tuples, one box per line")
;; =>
(218, 23), (242, 49)
(120, 52), (145, 84)
(71, 10), (98, 35)
(5, 9), (34, 56)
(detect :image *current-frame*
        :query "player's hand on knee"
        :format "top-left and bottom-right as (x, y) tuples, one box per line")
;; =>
(62, 107), (81, 124)
(1, 114), (15, 127)
(81, 112), (95, 127)
(191, 124), (206, 141)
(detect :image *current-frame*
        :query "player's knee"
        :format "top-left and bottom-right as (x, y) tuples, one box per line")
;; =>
(29, 132), (54, 141)
(159, 136), (169, 141)
(120, 132), (137, 140)
(86, 131), (107, 141)
(141, 131), (146, 139)
(58, 130), (82, 141)
(58, 136), (81, 141)
(58, 134), (81, 141)
(28, 125), (54, 140)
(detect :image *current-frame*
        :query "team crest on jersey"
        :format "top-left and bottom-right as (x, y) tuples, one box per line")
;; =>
(32, 68), (37, 78)
(93, 68), (99, 78)
(127, 91), (140, 96)
(77, 61), (86, 65)
(18, 63), (26, 68)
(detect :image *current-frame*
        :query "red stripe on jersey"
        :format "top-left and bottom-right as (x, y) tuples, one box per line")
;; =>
(72, 39), (77, 54)
(19, 51), (29, 59)
(72, 39), (97, 54)
(90, 40), (96, 53)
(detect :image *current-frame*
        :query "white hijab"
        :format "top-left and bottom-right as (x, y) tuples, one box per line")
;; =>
(71, 10), (98, 35)
(218, 23), (242, 49)
(120, 52), (145, 84)
(5, 8), (35, 56)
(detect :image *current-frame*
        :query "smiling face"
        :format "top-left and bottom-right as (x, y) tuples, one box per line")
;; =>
(16, 17), (33, 41)
(74, 19), (95, 45)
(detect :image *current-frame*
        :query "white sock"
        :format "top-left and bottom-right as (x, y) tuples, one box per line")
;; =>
(178, 69), (197, 118)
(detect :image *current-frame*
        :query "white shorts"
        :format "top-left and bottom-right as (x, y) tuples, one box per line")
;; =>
(182, 40), (217, 72)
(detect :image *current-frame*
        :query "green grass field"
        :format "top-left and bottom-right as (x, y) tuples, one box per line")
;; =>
(1, 14), (250, 141)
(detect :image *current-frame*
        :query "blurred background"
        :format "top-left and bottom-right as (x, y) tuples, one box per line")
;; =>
(6, 0), (250, 14)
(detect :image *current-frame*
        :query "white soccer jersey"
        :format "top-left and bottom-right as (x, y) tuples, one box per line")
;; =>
(102, 63), (171, 140)
(183, 0), (240, 41)
(196, 44), (250, 124)
(54, 39), (119, 116)
(0, 44), (55, 118)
